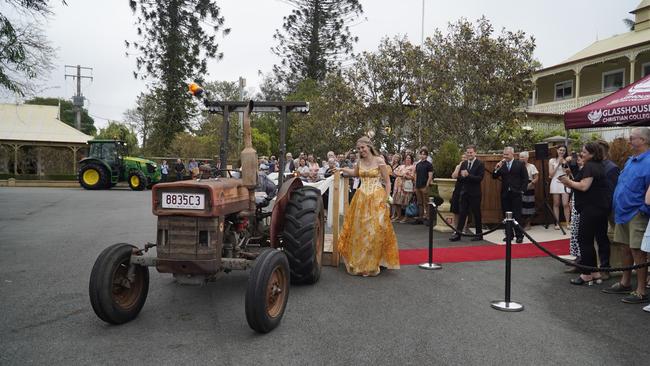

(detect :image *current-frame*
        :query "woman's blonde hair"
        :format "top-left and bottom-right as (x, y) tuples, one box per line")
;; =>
(356, 136), (379, 156)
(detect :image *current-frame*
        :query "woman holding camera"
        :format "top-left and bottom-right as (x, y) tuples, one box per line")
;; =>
(549, 145), (571, 229)
(558, 142), (611, 285)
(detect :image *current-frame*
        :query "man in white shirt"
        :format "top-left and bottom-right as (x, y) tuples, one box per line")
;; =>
(327, 151), (339, 167)
(284, 152), (295, 173)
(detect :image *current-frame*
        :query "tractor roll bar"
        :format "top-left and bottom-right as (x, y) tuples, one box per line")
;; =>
(203, 100), (309, 188)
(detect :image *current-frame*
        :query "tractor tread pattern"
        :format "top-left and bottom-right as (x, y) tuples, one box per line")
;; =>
(245, 249), (290, 333)
(79, 163), (110, 190)
(128, 171), (147, 191)
(282, 186), (324, 285)
(89, 243), (149, 325)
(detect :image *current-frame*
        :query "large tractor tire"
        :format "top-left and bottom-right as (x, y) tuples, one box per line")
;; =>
(245, 249), (290, 333)
(89, 243), (149, 325)
(79, 163), (109, 190)
(282, 186), (324, 285)
(128, 171), (147, 191)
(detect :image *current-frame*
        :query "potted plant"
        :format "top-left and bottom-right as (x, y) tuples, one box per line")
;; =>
(431, 141), (461, 232)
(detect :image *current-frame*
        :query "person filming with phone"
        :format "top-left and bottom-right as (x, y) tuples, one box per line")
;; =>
(558, 142), (611, 286)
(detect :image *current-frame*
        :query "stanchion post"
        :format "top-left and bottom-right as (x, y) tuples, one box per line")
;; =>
(491, 211), (524, 312)
(419, 197), (442, 270)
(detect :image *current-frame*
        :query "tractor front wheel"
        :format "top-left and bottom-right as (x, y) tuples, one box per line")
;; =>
(89, 243), (149, 324)
(282, 186), (324, 285)
(79, 163), (109, 190)
(128, 171), (146, 191)
(245, 249), (290, 333)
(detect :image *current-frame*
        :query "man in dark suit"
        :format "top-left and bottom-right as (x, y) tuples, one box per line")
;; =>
(450, 145), (484, 242)
(492, 147), (529, 243)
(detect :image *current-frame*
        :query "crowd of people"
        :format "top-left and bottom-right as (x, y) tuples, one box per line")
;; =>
(559, 127), (650, 313)
(443, 127), (650, 313)
(158, 157), (224, 182)
(153, 129), (650, 303)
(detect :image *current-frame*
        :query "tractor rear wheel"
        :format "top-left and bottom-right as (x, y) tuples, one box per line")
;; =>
(79, 163), (109, 190)
(89, 243), (149, 324)
(245, 249), (290, 333)
(282, 186), (324, 285)
(128, 171), (146, 191)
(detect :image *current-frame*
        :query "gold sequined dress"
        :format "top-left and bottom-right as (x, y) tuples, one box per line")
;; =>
(337, 166), (400, 276)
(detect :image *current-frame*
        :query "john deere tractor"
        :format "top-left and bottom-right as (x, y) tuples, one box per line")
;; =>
(78, 140), (161, 191)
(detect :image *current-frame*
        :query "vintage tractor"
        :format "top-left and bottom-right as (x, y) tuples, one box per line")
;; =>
(78, 139), (161, 191)
(88, 88), (323, 333)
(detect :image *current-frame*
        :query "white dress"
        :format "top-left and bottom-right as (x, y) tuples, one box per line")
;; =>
(549, 158), (569, 194)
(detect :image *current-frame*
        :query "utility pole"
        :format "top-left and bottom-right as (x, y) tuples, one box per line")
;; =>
(418, 0), (425, 148)
(64, 65), (93, 131)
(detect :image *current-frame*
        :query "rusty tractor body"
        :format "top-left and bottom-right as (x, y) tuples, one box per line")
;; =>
(89, 91), (323, 333)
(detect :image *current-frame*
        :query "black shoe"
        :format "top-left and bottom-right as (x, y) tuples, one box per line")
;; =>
(515, 237), (524, 244)
(470, 236), (483, 242)
(449, 234), (461, 242)
(410, 219), (422, 225)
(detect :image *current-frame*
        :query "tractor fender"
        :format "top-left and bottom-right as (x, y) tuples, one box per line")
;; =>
(269, 177), (303, 248)
(78, 158), (111, 173)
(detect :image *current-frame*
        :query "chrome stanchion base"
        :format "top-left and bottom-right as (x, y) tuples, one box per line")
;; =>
(490, 300), (524, 312)
(418, 263), (442, 270)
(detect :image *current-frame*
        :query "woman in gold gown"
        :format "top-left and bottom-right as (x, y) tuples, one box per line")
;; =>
(337, 137), (400, 276)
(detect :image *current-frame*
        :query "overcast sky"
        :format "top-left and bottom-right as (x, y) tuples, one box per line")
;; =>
(2, 0), (641, 129)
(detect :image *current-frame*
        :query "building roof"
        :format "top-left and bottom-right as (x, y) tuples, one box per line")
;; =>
(0, 103), (92, 144)
(631, 0), (650, 13)
(560, 27), (650, 65)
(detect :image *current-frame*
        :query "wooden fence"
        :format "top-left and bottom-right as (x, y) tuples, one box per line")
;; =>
(476, 147), (559, 225)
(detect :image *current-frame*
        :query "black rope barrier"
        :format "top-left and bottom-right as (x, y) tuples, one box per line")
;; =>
(435, 209), (501, 237)
(515, 221), (650, 273)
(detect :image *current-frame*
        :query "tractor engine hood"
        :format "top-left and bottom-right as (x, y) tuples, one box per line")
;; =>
(152, 178), (249, 217)
(124, 156), (157, 166)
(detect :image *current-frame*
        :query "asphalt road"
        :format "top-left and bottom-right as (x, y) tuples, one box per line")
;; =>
(1, 187), (649, 366)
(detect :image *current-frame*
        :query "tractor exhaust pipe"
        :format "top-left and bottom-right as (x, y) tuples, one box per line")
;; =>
(240, 100), (257, 190)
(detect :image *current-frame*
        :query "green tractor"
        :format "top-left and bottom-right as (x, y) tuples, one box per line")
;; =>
(78, 140), (161, 191)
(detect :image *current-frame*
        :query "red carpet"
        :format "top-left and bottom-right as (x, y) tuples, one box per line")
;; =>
(399, 239), (569, 265)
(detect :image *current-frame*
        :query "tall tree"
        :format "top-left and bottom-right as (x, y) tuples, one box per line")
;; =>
(347, 36), (420, 152)
(96, 121), (140, 155)
(287, 75), (364, 158)
(126, 0), (229, 154)
(256, 72), (286, 101)
(0, 0), (60, 96)
(418, 17), (537, 150)
(123, 91), (159, 152)
(623, 18), (635, 31)
(25, 97), (96, 135)
(272, 0), (363, 89)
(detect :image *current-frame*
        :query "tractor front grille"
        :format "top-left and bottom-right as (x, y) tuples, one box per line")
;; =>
(156, 216), (222, 260)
